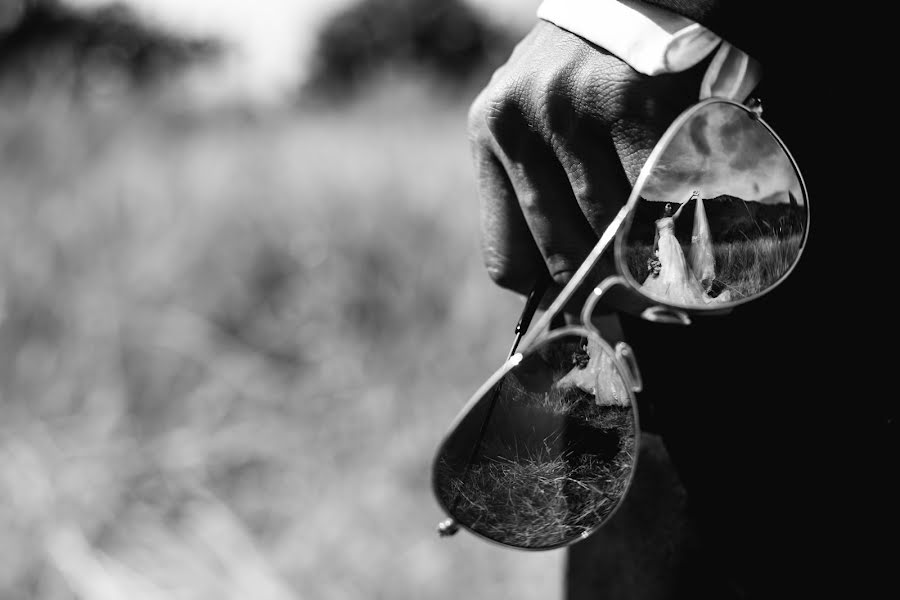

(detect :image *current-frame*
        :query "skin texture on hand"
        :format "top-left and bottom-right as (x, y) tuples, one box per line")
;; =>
(468, 20), (709, 296)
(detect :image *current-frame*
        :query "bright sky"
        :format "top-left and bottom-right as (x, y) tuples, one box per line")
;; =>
(641, 103), (804, 204)
(65, 0), (541, 105)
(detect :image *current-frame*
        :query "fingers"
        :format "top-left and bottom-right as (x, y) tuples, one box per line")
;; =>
(486, 99), (599, 287)
(470, 75), (626, 292)
(471, 140), (545, 294)
(468, 21), (708, 297)
(469, 47), (607, 292)
(546, 105), (632, 238)
(544, 113), (631, 306)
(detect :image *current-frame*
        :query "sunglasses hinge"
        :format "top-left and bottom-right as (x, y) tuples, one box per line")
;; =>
(745, 96), (763, 119)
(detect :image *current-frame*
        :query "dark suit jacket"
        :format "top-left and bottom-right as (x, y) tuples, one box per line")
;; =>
(569, 3), (890, 599)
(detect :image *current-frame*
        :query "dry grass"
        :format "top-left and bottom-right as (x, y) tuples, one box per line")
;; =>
(623, 233), (804, 300)
(433, 342), (635, 550)
(0, 81), (563, 599)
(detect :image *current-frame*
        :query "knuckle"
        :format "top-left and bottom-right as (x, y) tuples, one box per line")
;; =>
(580, 59), (698, 130)
(482, 67), (582, 156)
(575, 58), (636, 118)
(582, 80), (631, 126)
(483, 80), (531, 144)
(467, 92), (490, 142)
(537, 66), (581, 140)
(569, 170), (593, 205)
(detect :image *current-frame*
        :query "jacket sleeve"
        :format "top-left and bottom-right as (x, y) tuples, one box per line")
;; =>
(636, 0), (804, 68)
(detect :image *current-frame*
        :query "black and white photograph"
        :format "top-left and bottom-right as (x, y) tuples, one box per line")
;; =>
(0, 1), (889, 599)
(621, 101), (807, 307)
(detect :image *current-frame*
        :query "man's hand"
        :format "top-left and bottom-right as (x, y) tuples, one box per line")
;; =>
(468, 20), (707, 295)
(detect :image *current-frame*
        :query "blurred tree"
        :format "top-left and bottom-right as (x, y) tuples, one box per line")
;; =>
(304, 0), (519, 99)
(0, 0), (220, 99)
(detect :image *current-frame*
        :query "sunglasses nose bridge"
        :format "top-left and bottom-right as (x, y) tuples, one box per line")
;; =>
(581, 276), (629, 326)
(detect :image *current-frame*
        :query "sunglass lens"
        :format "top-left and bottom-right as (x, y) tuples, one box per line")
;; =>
(620, 100), (808, 308)
(432, 332), (638, 549)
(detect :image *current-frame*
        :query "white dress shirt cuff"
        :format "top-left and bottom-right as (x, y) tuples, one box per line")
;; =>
(537, 0), (721, 76)
(536, 0), (762, 101)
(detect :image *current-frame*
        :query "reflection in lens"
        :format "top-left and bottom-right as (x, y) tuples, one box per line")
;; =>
(432, 333), (636, 549)
(620, 101), (808, 307)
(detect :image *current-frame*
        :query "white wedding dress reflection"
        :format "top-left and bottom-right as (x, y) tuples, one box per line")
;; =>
(639, 196), (731, 306)
(555, 337), (630, 407)
(688, 196), (715, 284)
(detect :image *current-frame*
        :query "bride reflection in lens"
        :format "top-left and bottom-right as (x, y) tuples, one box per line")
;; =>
(640, 191), (731, 305)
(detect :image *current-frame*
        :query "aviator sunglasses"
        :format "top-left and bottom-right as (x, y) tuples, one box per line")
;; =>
(430, 96), (810, 550)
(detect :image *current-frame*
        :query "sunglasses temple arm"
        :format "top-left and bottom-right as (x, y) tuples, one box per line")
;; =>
(507, 273), (552, 359)
(518, 204), (630, 351)
(439, 275), (552, 536)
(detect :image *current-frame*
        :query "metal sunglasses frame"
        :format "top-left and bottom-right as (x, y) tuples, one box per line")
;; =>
(433, 275), (644, 549)
(433, 95), (809, 549)
(519, 96), (810, 346)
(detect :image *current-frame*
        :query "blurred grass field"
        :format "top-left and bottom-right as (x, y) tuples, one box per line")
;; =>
(0, 80), (564, 599)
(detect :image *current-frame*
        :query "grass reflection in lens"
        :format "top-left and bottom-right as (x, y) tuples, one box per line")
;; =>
(434, 333), (636, 549)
